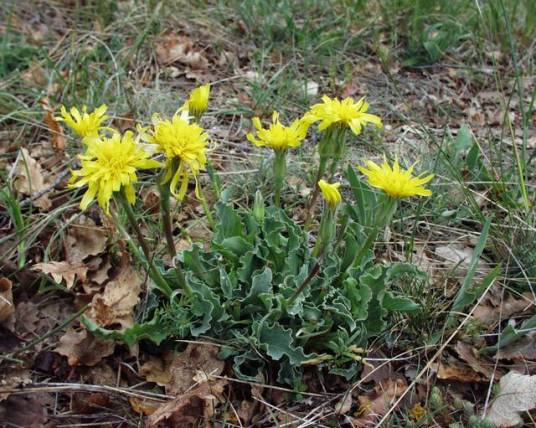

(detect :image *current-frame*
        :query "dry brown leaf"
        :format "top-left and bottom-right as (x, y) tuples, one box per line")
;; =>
(352, 377), (408, 427)
(0, 393), (54, 427)
(141, 343), (224, 396)
(0, 368), (32, 401)
(435, 244), (489, 278)
(0, 278), (15, 330)
(55, 328), (115, 366)
(33, 261), (88, 290)
(436, 360), (487, 382)
(155, 33), (209, 69)
(335, 393), (353, 415)
(11, 148), (51, 210)
(63, 215), (107, 263)
(130, 397), (162, 416)
(496, 332), (536, 361)
(485, 371), (536, 427)
(166, 343), (224, 395)
(41, 98), (66, 150)
(455, 341), (503, 380)
(87, 262), (142, 329)
(473, 292), (535, 324)
(147, 379), (227, 427)
(140, 354), (174, 386)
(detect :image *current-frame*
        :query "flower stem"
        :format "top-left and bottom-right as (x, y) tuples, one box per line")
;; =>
(157, 181), (192, 298)
(273, 150), (287, 207)
(158, 182), (177, 259)
(115, 192), (172, 298)
(198, 187), (216, 230)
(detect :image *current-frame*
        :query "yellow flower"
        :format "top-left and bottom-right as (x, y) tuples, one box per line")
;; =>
(149, 111), (208, 200)
(57, 104), (109, 143)
(181, 84), (210, 117)
(247, 111), (310, 151)
(358, 157), (433, 198)
(70, 131), (160, 214)
(318, 179), (342, 208)
(306, 96), (382, 135)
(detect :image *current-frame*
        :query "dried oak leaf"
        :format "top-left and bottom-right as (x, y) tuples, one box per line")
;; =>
(41, 98), (66, 150)
(11, 148), (51, 210)
(167, 343), (224, 396)
(0, 368), (32, 401)
(147, 379), (227, 427)
(0, 277), (15, 330)
(63, 215), (107, 263)
(473, 292), (535, 324)
(140, 343), (224, 396)
(155, 33), (209, 69)
(455, 341), (503, 380)
(496, 331), (536, 361)
(55, 328), (115, 366)
(486, 371), (536, 427)
(33, 261), (88, 290)
(436, 360), (487, 382)
(87, 263), (142, 329)
(0, 393), (54, 427)
(352, 377), (408, 427)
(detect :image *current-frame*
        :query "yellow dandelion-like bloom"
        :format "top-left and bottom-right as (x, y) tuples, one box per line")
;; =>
(306, 96), (382, 136)
(57, 104), (109, 143)
(180, 84), (211, 118)
(247, 111), (310, 151)
(69, 131), (160, 214)
(318, 179), (342, 208)
(358, 157), (434, 198)
(149, 111), (208, 200)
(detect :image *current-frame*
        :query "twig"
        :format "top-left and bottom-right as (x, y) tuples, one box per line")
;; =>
(0, 382), (171, 401)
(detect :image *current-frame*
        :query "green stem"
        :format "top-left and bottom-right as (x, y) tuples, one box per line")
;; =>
(198, 187), (216, 230)
(350, 196), (397, 269)
(159, 182), (177, 259)
(273, 150), (287, 207)
(305, 155), (328, 227)
(116, 192), (172, 298)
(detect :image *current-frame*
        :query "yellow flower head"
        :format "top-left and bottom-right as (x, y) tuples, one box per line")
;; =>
(247, 111), (310, 151)
(58, 104), (109, 143)
(69, 131), (160, 214)
(306, 96), (382, 136)
(318, 179), (342, 208)
(358, 157), (434, 199)
(149, 111), (208, 200)
(181, 84), (210, 117)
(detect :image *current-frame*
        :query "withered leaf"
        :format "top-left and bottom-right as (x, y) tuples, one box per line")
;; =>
(33, 261), (88, 290)
(64, 215), (107, 264)
(55, 329), (115, 366)
(11, 148), (51, 210)
(352, 377), (408, 427)
(0, 277), (15, 330)
(486, 371), (536, 427)
(87, 263), (142, 329)
(147, 379), (227, 427)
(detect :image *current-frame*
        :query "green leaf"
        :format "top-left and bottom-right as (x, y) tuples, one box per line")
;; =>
(343, 277), (372, 320)
(81, 313), (171, 347)
(449, 219), (492, 322)
(257, 321), (308, 365)
(215, 203), (243, 240)
(242, 267), (273, 312)
(481, 313), (536, 355)
(382, 292), (419, 312)
(452, 124), (473, 157)
(345, 165), (377, 227)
